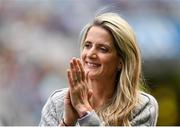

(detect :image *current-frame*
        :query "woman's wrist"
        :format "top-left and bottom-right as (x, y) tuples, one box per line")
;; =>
(61, 118), (74, 126)
(76, 105), (93, 118)
(61, 118), (68, 126)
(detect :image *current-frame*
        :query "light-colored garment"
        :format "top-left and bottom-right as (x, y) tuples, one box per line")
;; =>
(39, 88), (158, 126)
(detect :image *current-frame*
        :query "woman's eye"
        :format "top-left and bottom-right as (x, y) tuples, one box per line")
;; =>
(84, 43), (91, 49)
(99, 47), (108, 53)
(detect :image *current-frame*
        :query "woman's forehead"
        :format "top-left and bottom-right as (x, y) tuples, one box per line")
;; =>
(85, 26), (114, 44)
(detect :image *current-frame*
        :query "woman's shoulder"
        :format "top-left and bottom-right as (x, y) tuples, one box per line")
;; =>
(130, 91), (158, 125)
(138, 91), (158, 108)
(130, 91), (159, 125)
(49, 88), (68, 104)
(133, 91), (158, 118)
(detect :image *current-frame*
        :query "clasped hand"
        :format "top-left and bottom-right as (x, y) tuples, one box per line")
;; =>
(63, 58), (93, 125)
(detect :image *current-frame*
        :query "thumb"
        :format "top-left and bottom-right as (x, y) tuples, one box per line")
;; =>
(85, 71), (89, 83)
(64, 89), (71, 105)
(88, 89), (93, 101)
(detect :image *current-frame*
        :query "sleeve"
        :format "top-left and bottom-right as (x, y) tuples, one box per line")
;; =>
(78, 110), (104, 126)
(39, 96), (59, 126)
(130, 93), (159, 126)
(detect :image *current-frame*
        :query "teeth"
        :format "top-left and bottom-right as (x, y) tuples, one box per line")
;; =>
(87, 62), (99, 67)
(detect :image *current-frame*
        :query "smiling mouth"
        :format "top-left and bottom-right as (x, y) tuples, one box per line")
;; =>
(85, 61), (101, 68)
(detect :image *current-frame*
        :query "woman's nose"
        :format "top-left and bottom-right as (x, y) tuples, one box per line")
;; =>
(87, 47), (97, 59)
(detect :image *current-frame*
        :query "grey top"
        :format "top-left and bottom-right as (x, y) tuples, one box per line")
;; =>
(39, 88), (158, 126)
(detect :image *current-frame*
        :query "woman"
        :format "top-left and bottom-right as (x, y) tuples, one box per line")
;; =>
(39, 13), (158, 126)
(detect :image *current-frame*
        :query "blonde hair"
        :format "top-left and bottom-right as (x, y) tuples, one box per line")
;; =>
(80, 13), (142, 126)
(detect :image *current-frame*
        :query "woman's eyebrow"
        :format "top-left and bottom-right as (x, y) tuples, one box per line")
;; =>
(97, 43), (111, 48)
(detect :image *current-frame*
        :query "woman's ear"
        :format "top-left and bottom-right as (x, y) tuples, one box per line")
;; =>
(118, 64), (121, 70)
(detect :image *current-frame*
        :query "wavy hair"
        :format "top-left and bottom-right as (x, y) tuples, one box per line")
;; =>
(79, 13), (142, 126)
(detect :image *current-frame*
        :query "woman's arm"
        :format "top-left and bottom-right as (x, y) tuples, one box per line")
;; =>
(39, 89), (67, 126)
(39, 95), (59, 126)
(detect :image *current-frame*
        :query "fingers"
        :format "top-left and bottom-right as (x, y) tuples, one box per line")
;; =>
(77, 59), (85, 81)
(73, 58), (81, 83)
(70, 60), (78, 84)
(67, 69), (73, 88)
(67, 58), (93, 114)
(67, 57), (85, 89)
(69, 57), (85, 84)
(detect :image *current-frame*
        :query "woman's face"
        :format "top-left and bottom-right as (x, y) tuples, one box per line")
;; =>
(81, 26), (121, 80)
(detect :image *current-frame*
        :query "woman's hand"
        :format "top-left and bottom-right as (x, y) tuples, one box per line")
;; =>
(63, 89), (79, 126)
(67, 58), (93, 117)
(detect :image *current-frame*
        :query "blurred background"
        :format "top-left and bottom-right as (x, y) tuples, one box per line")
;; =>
(0, 0), (180, 125)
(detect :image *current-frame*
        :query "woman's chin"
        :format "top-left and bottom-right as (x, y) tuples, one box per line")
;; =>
(85, 70), (100, 79)
(88, 72), (99, 79)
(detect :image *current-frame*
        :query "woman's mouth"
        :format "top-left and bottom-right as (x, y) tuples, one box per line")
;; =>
(85, 61), (101, 69)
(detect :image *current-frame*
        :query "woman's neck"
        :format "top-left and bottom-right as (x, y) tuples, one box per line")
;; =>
(88, 78), (116, 109)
